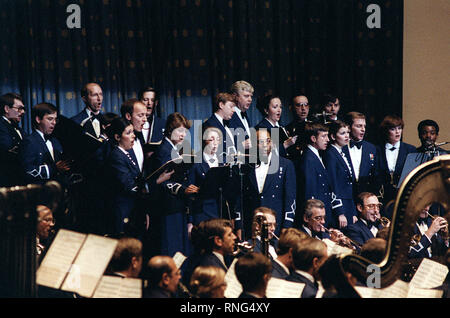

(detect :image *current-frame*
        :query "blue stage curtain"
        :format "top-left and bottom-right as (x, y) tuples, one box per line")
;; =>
(0, 0), (403, 144)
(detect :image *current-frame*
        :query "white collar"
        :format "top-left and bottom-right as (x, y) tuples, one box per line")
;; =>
(307, 144), (321, 159)
(385, 141), (400, 150)
(117, 145), (129, 155)
(35, 129), (46, 141)
(274, 258), (290, 275)
(203, 152), (217, 162)
(331, 144), (343, 152)
(302, 225), (313, 237)
(165, 137), (177, 150)
(295, 270), (315, 284)
(264, 118), (279, 127)
(212, 251), (227, 268)
(85, 107), (99, 117)
(214, 113), (226, 126)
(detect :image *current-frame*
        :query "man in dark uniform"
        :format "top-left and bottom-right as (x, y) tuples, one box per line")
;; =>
(71, 82), (104, 139)
(0, 93), (26, 187)
(235, 252), (272, 299)
(143, 256), (181, 298)
(229, 80), (254, 153)
(286, 94), (311, 159)
(416, 119), (448, 156)
(139, 86), (166, 144)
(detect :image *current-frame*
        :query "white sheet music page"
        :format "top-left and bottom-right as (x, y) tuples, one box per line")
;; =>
(173, 252), (187, 269)
(61, 234), (118, 297)
(224, 258), (242, 298)
(93, 276), (142, 298)
(410, 258), (449, 289)
(266, 277), (305, 298)
(36, 229), (86, 289)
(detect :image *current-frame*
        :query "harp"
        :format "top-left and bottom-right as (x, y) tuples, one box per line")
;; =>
(0, 181), (62, 297)
(341, 154), (450, 289)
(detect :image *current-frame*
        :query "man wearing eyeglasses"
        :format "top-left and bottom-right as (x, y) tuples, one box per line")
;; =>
(345, 192), (384, 247)
(286, 95), (311, 159)
(0, 93), (26, 187)
(36, 204), (56, 263)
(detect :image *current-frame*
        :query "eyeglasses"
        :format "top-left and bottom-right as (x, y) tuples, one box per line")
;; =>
(312, 216), (325, 221)
(364, 203), (383, 210)
(10, 105), (26, 112)
(258, 138), (271, 145)
(295, 103), (309, 107)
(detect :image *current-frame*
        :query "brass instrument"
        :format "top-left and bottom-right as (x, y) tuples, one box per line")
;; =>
(232, 212), (270, 258)
(376, 216), (391, 228)
(339, 154), (450, 289)
(411, 210), (449, 246)
(320, 225), (361, 251)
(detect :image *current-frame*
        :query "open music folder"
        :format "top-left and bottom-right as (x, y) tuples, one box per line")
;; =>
(35, 229), (141, 298)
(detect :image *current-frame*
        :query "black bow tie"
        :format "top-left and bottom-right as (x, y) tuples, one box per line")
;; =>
(418, 217), (428, 225)
(44, 135), (51, 141)
(91, 113), (102, 122)
(350, 140), (363, 149)
(389, 146), (396, 151)
(367, 221), (376, 229)
(10, 121), (20, 129)
(240, 112), (248, 120)
(312, 230), (323, 240)
(223, 120), (230, 127)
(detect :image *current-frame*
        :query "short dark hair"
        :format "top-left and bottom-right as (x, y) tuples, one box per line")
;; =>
(328, 120), (349, 141)
(291, 238), (327, 271)
(0, 93), (23, 115)
(360, 238), (386, 263)
(355, 192), (377, 207)
(31, 103), (57, 129)
(379, 115), (404, 141)
(256, 94), (281, 117)
(202, 219), (233, 253)
(321, 94), (337, 108)
(304, 122), (328, 145)
(138, 86), (159, 101)
(108, 117), (132, 143)
(109, 237), (142, 272)
(164, 112), (191, 137)
(235, 252), (272, 292)
(120, 98), (142, 118)
(417, 119), (439, 136)
(213, 93), (235, 113)
(344, 112), (365, 127)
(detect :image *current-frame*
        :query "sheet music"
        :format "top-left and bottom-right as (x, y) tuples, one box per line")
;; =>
(224, 259), (242, 298)
(266, 278), (305, 298)
(410, 258), (449, 289)
(407, 288), (443, 298)
(61, 234), (118, 298)
(93, 276), (142, 298)
(173, 252), (187, 269)
(356, 280), (410, 298)
(322, 239), (353, 256)
(36, 229), (87, 289)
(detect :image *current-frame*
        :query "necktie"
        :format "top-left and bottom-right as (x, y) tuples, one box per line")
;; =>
(241, 112), (248, 120)
(350, 140), (363, 149)
(223, 120), (230, 127)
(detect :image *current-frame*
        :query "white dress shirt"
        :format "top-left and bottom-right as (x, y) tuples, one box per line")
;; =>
(204, 152), (219, 168)
(214, 113), (236, 152)
(385, 141), (400, 173)
(255, 152), (272, 193)
(349, 141), (363, 181)
(3, 116), (22, 139)
(234, 107), (251, 138)
(361, 218), (378, 237)
(132, 138), (144, 172)
(83, 108), (101, 138)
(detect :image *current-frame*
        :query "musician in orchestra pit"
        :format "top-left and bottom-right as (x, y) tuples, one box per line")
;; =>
(203, 93), (237, 164)
(342, 112), (379, 199)
(0, 93), (26, 187)
(286, 237), (328, 298)
(36, 204), (55, 264)
(416, 119), (448, 155)
(286, 95), (311, 160)
(272, 228), (308, 280)
(139, 86), (166, 144)
(229, 80), (254, 151)
(300, 199), (331, 240)
(345, 192), (384, 249)
(107, 237), (143, 278)
(120, 99), (148, 174)
(377, 115), (416, 207)
(245, 207), (279, 260)
(323, 120), (358, 229)
(254, 94), (297, 158)
(409, 204), (449, 259)
(234, 129), (296, 240)
(143, 256), (181, 298)
(71, 83), (104, 139)
(189, 266), (227, 298)
(360, 238), (386, 263)
(18, 103), (70, 186)
(235, 252), (272, 299)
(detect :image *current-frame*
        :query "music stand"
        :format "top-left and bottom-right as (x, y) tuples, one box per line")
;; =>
(197, 166), (231, 219)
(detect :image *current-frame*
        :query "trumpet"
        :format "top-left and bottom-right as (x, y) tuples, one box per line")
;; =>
(232, 241), (254, 256)
(319, 224), (362, 250)
(376, 216), (391, 228)
(425, 211), (449, 240)
(232, 212), (270, 257)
